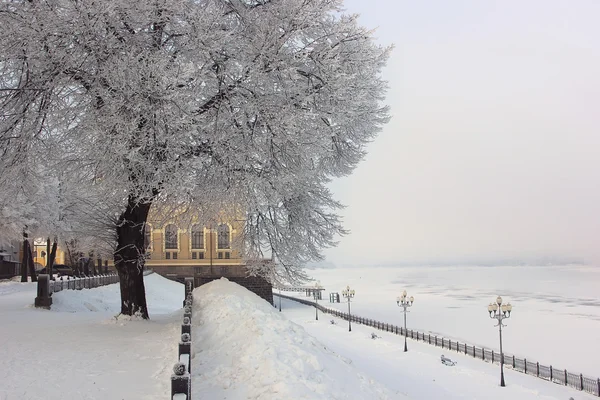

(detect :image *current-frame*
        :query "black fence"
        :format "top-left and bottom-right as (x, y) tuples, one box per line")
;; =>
(50, 273), (119, 293)
(275, 293), (600, 397)
(171, 277), (194, 400)
(0, 260), (20, 280)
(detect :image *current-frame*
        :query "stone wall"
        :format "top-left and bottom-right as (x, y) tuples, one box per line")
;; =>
(151, 265), (274, 305)
(195, 275), (274, 305)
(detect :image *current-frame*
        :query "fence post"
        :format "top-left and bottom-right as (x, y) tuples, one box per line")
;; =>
(537, 362), (539, 377)
(428, 334), (431, 344)
(482, 348), (485, 361)
(524, 358), (527, 373)
(564, 369), (567, 386)
(597, 378), (599, 396)
(550, 365), (553, 381)
(464, 343), (467, 355)
(34, 274), (52, 308)
(491, 350), (494, 363)
(579, 374), (583, 391)
(512, 355), (515, 368)
(171, 363), (190, 400)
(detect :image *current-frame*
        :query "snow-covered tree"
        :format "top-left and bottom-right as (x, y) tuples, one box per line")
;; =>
(0, 0), (390, 318)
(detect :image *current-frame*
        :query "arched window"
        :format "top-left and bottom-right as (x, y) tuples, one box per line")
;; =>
(144, 224), (152, 250)
(165, 224), (178, 250)
(217, 224), (230, 249)
(191, 225), (204, 249)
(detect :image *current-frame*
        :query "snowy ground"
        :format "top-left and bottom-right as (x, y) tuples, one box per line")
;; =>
(0, 273), (183, 400)
(281, 296), (598, 400)
(0, 271), (596, 400)
(299, 265), (600, 377)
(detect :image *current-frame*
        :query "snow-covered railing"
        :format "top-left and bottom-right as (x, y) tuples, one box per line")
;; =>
(275, 292), (600, 398)
(171, 277), (194, 400)
(50, 273), (119, 293)
(34, 273), (120, 309)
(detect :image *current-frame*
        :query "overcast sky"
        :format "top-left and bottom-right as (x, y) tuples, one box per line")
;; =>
(323, 0), (600, 267)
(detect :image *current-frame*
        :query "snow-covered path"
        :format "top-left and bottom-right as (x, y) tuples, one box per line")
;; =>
(0, 274), (183, 400)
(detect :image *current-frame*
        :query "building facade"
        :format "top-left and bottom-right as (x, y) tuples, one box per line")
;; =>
(144, 216), (273, 304)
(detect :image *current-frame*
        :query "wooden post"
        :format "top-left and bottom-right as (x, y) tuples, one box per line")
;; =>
(550, 365), (553, 381)
(564, 369), (567, 386)
(579, 374), (583, 391)
(524, 358), (527, 373)
(537, 362), (539, 377)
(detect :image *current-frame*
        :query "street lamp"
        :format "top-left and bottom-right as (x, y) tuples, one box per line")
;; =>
(488, 296), (512, 387)
(396, 290), (414, 352)
(313, 281), (322, 321)
(341, 285), (355, 332)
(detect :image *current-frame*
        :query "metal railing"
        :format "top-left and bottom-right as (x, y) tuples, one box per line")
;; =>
(275, 293), (600, 397)
(49, 273), (119, 293)
(171, 277), (194, 400)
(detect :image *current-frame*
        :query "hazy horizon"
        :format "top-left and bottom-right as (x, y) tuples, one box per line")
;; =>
(323, 0), (600, 268)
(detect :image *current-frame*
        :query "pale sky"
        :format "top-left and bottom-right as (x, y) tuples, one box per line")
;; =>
(324, 0), (600, 267)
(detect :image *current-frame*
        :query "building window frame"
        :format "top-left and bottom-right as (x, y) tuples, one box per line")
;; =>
(217, 223), (231, 250)
(163, 223), (180, 251)
(190, 224), (205, 251)
(144, 223), (153, 252)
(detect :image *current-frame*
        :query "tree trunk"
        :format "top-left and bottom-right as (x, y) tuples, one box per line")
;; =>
(27, 241), (37, 282)
(20, 238), (29, 282)
(83, 257), (91, 276)
(47, 241), (57, 270)
(115, 195), (152, 319)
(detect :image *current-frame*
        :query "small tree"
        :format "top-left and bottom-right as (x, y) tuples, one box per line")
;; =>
(1, 0), (390, 318)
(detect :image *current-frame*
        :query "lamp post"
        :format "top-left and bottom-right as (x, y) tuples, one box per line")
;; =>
(396, 290), (414, 352)
(313, 281), (322, 320)
(488, 296), (512, 387)
(342, 285), (355, 332)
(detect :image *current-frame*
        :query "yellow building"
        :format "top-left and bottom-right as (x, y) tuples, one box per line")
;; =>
(143, 219), (244, 278)
(32, 239), (66, 268)
(144, 213), (274, 303)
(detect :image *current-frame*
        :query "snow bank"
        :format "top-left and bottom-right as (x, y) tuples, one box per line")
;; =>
(50, 272), (184, 315)
(191, 278), (405, 399)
